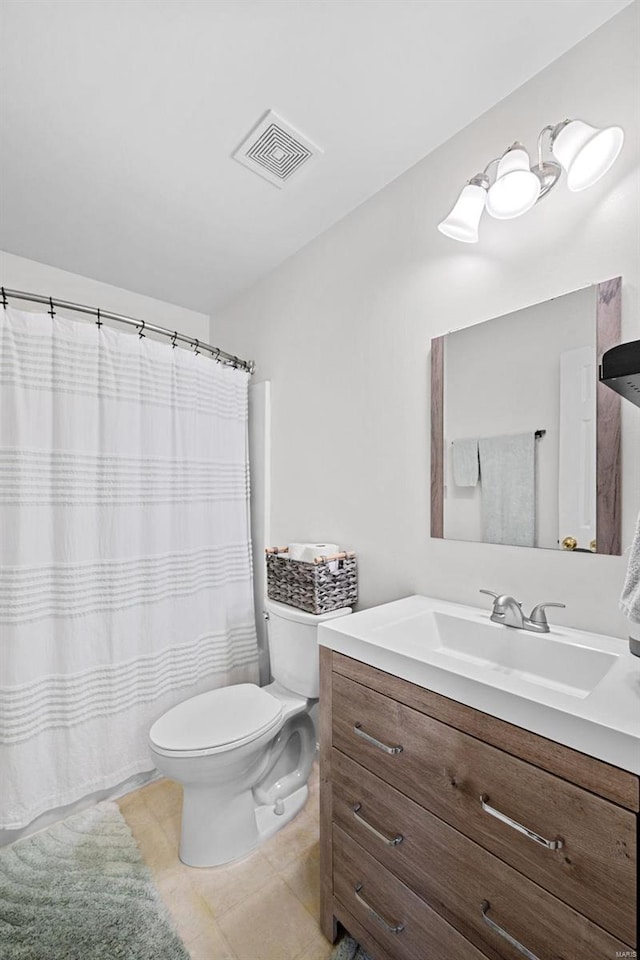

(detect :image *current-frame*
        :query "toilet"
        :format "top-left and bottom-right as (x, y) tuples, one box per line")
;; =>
(149, 598), (351, 867)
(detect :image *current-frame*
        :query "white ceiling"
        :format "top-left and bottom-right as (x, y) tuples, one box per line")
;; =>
(0, 0), (631, 314)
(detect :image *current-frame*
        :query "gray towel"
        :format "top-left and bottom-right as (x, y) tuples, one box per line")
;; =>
(452, 438), (479, 487)
(478, 433), (535, 547)
(620, 511), (640, 623)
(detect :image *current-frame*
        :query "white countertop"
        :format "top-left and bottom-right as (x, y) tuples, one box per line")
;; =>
(319, 594), (640, 775)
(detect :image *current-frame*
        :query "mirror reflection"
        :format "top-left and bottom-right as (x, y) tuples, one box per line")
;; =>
(435, 283), (620, 553)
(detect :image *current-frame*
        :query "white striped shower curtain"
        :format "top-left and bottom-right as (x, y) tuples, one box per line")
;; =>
(0, 307), (259, 830)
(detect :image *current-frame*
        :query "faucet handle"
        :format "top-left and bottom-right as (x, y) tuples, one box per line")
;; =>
(479, 590), (499, 601)
(529, 602), (566, 625)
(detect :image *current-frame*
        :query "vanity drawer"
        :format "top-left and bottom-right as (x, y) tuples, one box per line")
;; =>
(332, 672), (637, 945)
(333, 825), (486, 960)
(332, 754), (633, 959)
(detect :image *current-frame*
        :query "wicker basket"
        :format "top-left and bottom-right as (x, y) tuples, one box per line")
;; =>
(265, 546), (357, 615)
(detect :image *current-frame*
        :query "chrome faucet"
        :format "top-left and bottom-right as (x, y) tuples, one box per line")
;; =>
(480, 591), (565, 634)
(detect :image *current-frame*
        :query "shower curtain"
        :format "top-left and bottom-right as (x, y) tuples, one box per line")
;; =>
(0, 307), (259, 830)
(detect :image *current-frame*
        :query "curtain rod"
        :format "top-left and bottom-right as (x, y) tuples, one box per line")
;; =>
(0, 287), (255, 374)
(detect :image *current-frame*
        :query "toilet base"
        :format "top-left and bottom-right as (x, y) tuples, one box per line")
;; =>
(179, 783), (309, 868)
(254, 783), (308, 844)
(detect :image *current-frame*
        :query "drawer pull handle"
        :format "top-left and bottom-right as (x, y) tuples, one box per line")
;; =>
(480, 795), (564, 850)
(353, 723), (403, 755)
(481, 901), (540, 960)
(354, 883), (404, 934)
(352, 803), (404, 847)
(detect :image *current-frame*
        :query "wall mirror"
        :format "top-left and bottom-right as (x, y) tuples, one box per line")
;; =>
(430, 278), (621, 554)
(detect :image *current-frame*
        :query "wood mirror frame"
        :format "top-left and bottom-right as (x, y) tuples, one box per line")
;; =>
(430, 277), (621, 555)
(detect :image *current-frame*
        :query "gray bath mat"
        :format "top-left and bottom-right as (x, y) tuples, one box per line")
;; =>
(332, 934), (373, 960)
(0, 800), (189, 960)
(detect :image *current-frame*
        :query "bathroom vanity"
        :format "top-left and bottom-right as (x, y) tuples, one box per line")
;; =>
(318, 596), (639, 960)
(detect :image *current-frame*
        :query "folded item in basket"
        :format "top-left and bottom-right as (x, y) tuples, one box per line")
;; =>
(287, 542), (340, 563)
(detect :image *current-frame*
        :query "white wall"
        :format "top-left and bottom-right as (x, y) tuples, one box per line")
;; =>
(211, 5), (640, 640)
(0, 251), (209, 340)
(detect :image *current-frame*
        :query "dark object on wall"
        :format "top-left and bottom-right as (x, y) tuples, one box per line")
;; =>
(600, 339), (640, 409)
(602, 338), (640, 657)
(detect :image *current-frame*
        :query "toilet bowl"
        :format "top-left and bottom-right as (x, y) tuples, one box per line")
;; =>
(149, 598), (351, 867)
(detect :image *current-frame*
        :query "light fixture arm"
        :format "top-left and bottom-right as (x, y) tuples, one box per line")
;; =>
(536, 125), (555, 168)
(537, 120), (573, 164)
(481, 157), (501, 183)
(530, 121), (572, 202)
(469, 171), (490, 189)
(550, 119), (572, 145)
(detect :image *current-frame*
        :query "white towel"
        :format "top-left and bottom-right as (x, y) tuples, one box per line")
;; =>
(452, 438), (479, 487)
(620, 511), (640, 623)
(478, 433), (535, 547)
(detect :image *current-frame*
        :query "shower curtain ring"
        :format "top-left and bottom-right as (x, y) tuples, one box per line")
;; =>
(96, 308), (102, 329)
(138, 320), (146, 339)
(48, 297), (55, 318)
(193, 338), (200, 355)
(171, 331), (178, 349)
(1, 287), (7, 309)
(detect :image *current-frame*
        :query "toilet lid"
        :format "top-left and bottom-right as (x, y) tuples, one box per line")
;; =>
(149, 684), (283, 753)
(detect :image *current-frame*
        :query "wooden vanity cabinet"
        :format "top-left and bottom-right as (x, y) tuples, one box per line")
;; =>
(320, 648), (639, 960)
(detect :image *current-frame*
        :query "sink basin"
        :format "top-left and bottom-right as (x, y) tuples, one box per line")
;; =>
(318, 595), (639, 774)
(373, 610), (617, 698)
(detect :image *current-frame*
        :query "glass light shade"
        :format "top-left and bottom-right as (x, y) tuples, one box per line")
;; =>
(437, 182), (486, 243)
(485, 146), (541, 219)
(552, 120), (624, 191)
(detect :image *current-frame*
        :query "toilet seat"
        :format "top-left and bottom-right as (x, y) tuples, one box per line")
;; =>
(149, 683), (283, 757)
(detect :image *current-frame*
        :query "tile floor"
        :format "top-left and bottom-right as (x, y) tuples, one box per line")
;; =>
(118, 763), (334, 960)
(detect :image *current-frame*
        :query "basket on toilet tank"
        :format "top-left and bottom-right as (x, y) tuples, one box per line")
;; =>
(265, 546), (357, 614)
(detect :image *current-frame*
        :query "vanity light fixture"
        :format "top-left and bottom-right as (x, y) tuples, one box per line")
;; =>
(438, 118), (624, 243)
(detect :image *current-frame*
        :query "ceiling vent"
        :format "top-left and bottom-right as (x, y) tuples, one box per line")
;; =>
(233, 110), (321, 188)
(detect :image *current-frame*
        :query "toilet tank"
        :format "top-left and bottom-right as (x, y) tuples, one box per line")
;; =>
(264, 599), (351, 698)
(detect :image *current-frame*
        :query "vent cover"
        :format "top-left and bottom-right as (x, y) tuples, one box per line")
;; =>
(233, 110), (321, 188)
